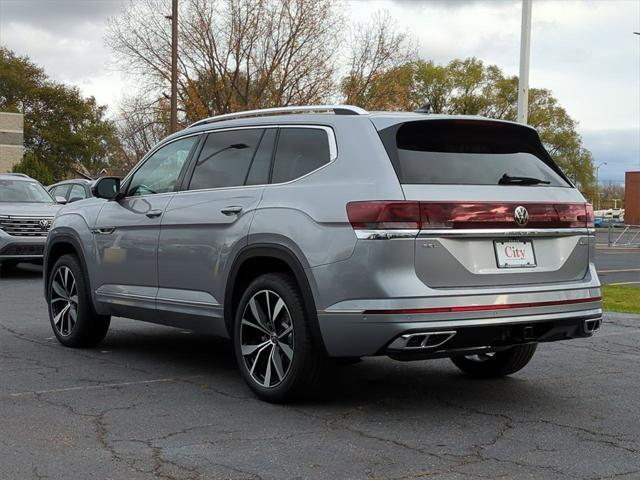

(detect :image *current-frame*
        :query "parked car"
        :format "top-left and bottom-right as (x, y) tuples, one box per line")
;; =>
(43, 105), (602, 402)
(0, 173), (62, 268)
(48, 179), (94, 204)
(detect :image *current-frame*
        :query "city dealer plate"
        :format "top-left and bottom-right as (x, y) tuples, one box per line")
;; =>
(494, 240), (536, 268)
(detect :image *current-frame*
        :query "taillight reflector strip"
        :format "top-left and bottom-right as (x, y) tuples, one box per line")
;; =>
(362, 296), (602, 315)
(346, 201), (593, 230)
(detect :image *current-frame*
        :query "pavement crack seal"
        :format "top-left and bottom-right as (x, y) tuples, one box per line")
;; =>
(5, 375), (205, 398)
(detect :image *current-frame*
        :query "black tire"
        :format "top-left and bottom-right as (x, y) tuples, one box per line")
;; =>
(47, 254), (110, 347)
(450, 344), (537, 378)
(233, 272), (327, 402)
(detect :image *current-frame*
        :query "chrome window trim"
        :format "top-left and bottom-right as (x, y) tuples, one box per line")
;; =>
(124, 124), (337, 198)
(173, 124), (338, 195)
(120, 131), (204, 199)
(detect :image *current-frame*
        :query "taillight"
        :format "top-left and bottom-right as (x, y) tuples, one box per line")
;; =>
(585, 203), (595, 228)
(554, 204), (591, 228)
(347, 202), (593, 230)
(346, 201), (421, 229)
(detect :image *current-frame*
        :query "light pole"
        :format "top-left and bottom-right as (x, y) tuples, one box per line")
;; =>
(595, 161), (607, 210)
(517, 0), (532, 124)
(165, 0), (178, 133)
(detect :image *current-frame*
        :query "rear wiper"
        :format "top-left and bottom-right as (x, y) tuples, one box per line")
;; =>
(499, 173), (551, 185)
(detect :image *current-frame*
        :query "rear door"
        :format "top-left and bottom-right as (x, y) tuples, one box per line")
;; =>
(376, 119), (593, 288)
(156, 127), (275, 334)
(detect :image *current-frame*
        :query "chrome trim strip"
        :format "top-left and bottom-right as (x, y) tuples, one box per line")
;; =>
(319, 308), (603, 327)
(155, 297), (220, 308)
(355, 229), (419, 240)
(95, 291), (156, 302)
(418, 228), (594, 238)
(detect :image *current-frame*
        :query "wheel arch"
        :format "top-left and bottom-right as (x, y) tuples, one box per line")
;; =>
(224, 244), (327, 355)
(44, 233), (92, 304)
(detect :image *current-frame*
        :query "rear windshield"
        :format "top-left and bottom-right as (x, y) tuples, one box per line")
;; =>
(378, 120), (570, 187)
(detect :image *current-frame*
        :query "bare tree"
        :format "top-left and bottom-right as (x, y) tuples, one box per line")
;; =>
(341, 10), (416, 110)
(107, 0), (343, 125)
(113, 94), (169, 168)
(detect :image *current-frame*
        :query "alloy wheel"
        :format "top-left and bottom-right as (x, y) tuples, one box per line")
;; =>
(240, 290), (294, 388)
(50, 266), (78, 337)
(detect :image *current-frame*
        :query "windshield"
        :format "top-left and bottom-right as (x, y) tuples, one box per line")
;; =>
(0, 179), (55, 203)
(378, 120), (571, 187)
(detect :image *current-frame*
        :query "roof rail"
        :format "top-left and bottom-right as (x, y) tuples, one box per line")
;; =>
(2, 173), (30, 178)
(188, 105), (368, 129)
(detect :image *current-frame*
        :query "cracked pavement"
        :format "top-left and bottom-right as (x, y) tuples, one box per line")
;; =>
(1, 265), (640, 479)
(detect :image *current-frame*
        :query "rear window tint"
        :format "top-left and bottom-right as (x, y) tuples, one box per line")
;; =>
(379, 120), (570, 187)
(272, 128), (330, 183)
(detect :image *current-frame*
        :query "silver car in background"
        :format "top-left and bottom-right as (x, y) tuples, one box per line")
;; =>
(0, 173), (61, 269)
(43, 106), (601, 402)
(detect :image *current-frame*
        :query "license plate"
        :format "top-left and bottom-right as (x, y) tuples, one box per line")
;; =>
(494, 240), (536, 268)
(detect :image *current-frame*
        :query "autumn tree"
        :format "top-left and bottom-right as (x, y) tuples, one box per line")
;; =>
(0, 47), (120, 183)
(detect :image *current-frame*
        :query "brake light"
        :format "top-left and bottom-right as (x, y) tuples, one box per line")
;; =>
(347, 202), (593, 230)
(554, 204), (591, 228)
(346, 201), (421, 229)
(585, 203), (595, 228)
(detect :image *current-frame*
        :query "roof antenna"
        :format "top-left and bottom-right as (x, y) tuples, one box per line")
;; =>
(415, 103), (431, 114)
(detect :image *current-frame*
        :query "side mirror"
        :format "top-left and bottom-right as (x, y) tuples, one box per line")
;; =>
(55, 196), (67, 205)
(91, 177), (121, 200)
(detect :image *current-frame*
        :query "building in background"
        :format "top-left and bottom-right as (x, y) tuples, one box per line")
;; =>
(625, 171), (640, 225)
(0, 112), (24, 173)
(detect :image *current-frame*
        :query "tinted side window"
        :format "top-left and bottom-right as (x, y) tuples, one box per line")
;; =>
(271, 128), (331, 183)
(51, 185), (70, 199)
(128, 136), (198, 197)
(68, 184), (86, 201)
(189, 129), (263, 190)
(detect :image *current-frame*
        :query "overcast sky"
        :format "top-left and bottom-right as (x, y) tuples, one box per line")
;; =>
(0, 0), (638, 183)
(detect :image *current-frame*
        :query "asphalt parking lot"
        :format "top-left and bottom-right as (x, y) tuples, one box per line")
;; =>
(595, 230), (640, 287)
(1, 257), (639, 480)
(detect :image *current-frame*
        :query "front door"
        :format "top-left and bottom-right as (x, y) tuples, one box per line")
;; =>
(93, 135), (199, 319)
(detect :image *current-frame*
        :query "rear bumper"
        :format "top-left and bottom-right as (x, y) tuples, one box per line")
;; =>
(0, 233), (46, 260)
(317, 286), (602, 357)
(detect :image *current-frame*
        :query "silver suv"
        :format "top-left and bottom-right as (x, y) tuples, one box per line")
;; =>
(0, 173), (61, 269)
(43, 106), (602, 401)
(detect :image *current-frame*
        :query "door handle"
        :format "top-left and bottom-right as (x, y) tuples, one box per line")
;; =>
(146, 209), (163, 218)
(221, 206), (243, 216)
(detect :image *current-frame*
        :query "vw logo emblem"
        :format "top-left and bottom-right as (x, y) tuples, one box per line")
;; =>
(39, 219), (51, 231)
(514, 206), (529, 226)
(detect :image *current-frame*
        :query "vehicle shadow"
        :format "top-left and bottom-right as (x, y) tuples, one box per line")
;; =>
(94, 323), (561, 411)
(0, 263), (43, 279)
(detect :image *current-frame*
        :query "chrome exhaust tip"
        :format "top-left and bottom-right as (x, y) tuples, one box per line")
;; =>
(388, 331), (457, 350)
(583, 318), (602, 334)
